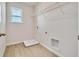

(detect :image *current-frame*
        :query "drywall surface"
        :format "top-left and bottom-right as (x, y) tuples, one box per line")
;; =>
(36, 2), (78, 57)
(0, 2), (6, 56)
(78, 3), (79, 35)
(78, 3), (79, 56)
(6, 2), (36, 45)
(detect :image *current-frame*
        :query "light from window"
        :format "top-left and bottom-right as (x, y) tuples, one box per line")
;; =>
(11, 7), (22, 23)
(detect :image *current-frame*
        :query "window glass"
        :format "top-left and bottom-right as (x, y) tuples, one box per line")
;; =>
(11, 7), (22, 23)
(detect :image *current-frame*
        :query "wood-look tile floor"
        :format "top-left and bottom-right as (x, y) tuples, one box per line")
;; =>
(4, 43), (58, 57)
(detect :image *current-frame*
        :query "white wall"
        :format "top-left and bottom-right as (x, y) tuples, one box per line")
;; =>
(36, 2), (78, 57)
(0, 2), (6, 56)
(78, 3), (79, 35)
(6, 2), (36, 45)
(78, 3), (79, 56)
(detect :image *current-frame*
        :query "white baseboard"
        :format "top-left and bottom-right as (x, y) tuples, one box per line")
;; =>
(40, 43), (63, 57)
(6, 41), (23, 46)
(6, 40), (39, 46)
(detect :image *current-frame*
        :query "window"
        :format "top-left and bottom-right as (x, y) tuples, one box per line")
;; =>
(11, 7), (22, 23)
